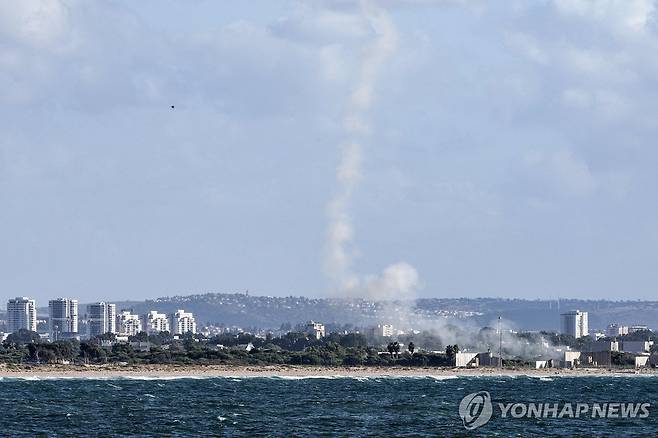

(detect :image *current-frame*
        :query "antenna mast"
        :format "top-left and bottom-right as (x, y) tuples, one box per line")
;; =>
(498, 316), (502, 369)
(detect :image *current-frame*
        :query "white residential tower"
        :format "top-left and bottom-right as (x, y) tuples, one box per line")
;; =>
(6, 297), (37, 333)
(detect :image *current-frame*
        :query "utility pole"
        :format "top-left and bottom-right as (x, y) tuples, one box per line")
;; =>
(498, 316), (502, 369)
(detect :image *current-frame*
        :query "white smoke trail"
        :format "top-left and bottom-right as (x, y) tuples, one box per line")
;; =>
(324, 0), (419, 302)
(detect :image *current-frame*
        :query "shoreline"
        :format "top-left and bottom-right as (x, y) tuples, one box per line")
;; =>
(1, 364), (657, 379)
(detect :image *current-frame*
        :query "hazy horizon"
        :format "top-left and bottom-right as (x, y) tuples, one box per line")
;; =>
(2, 1), (658, 304)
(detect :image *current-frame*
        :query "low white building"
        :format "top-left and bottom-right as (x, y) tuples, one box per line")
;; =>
(454, 351), (495, 367)
(171, 310), (196, 335)
(237, 342), (254, 352)
(635, 354), (650, 368)
(561, 351), (582, 368)
(455, 352), (479, 367)
(305, 321), (325, 340)
(117, 311), (142, 336)
(145, 311), (170, 334)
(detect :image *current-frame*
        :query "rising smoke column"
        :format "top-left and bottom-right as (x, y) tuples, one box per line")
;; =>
(324, 0), (419, 302)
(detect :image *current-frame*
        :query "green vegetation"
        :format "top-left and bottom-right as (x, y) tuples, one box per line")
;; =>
(445, 344), (460, 359)
(0, 329), (457, 367)
(611, 351), (638, 367)
(1, 327), (654, 368)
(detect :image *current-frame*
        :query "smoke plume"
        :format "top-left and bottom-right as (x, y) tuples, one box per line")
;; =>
(324, 0), (420, 301)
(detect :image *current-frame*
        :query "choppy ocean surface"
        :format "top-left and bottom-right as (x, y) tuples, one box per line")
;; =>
(0, 374), (656, 436)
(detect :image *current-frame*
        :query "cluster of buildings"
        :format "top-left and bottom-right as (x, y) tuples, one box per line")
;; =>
(552, 309), (655, 369)
(450, 310), (656, 370)
(552, 338), (656, 369)
(5, 297), (197, 341)
(454, 340), (656, 370)
(605, 323), (649, 337)
(560, 310), (652, 340)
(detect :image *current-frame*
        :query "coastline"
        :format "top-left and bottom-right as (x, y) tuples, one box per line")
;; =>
(1, 364), (657, 379)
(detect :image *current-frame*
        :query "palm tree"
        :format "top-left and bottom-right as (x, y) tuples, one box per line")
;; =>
(387, 342), (401, 359)
(392, 341), (400, 358)
(446, 344), (458, 359)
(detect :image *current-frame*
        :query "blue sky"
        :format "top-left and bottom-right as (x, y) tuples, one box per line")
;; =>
(1, 0), (658, 303)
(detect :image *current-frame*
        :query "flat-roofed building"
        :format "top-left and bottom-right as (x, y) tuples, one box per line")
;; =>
(7, 297), (37, 333)
(171, 310), (196, 335)
(117, 310), (142, 336)
(561, 350), (582, 368)
(49, 298), (78, 340)
(87, 302), (117, 338)
(305, 321), (325, 340)
(145, 311), (170, 334)
(560, 310), (588, 339)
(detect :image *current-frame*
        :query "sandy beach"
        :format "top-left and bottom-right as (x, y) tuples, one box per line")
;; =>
(1, 364), (656, 379)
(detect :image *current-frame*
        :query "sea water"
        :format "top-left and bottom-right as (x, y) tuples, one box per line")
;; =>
(0, 375), (656, 436)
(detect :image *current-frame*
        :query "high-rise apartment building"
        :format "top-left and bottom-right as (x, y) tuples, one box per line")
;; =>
(560, 310), (589, 339)
(49, 298), (79, 340)
(6, 297), (37, 333)
(145, 311), (170, 334)
(117, 310), (142, 336)
(87, 302), (117, 338)
(171, 310), (196, 335)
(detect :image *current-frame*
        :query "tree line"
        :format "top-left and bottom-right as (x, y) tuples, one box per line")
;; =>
(0, 329), (461, 367)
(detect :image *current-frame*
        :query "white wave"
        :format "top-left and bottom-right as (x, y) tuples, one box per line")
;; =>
(0, 375), (209, 382)
(119, 375), (207, 381)
(426, 375), (459, 381)
(264, 375), (346, 380)
(1, 373), (654, 382)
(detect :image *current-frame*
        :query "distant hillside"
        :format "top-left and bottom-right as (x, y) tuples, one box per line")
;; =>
(433, 298), (658, 332)
(99, 293), (658, 332)
(113, 293), (393, 329)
